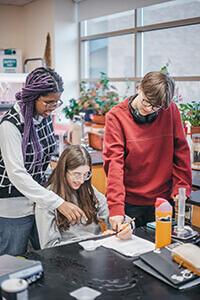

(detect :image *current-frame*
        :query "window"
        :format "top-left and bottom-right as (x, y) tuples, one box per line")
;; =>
(174, 81), (200, 103)
(81, 10), (135, 36)
(80, 0), (200, 102)
(141, 24), (200, 77)
(81, 34), (135, 79)
(138, 0), (200, 26)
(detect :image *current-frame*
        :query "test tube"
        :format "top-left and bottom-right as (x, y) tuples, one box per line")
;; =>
(177, 188), (186, 232)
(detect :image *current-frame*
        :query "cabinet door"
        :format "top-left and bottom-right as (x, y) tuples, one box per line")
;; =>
(91, 164), (107, 195)
(192, 206), (200, 227)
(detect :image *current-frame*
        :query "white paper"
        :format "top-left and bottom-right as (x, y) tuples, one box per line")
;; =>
(99, 234), (155, 257)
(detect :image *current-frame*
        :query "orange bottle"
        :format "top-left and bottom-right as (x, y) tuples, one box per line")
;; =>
(155, 197), (172, 249)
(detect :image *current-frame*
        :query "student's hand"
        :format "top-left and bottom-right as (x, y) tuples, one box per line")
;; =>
(109, 215), (124, 231)
(116, 223), (132, 240)
(102, 225), (132, 240)
(172, 195), (179, 202)
(172, 194), (187, 202)
(101, 229), (116, 236)
(58, 202), (88, 222)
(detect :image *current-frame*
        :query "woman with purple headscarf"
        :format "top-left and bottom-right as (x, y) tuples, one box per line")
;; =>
(0, 67), (87, 256)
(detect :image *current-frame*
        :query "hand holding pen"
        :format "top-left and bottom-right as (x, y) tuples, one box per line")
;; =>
(90, 217), (135, 241)
(116, 217), (135, 240)
(109, 215), (124, 231)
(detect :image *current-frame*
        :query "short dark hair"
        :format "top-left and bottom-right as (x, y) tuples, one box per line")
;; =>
(141, 71), (175, 109)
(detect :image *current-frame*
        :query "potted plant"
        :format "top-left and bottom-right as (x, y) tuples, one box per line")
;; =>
(172, 87), (200, 134)
(63, 72), (130, 124)
(178, 101), (200, 132)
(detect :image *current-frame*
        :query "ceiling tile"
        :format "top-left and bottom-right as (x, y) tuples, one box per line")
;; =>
(0, 0), (36, 6)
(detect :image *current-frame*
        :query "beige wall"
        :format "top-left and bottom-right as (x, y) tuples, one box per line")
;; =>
(22, 0), (55, 73)
(0, 0), (55, 73)
(0, 0), (79, 107)
(0, 5), (24, 72)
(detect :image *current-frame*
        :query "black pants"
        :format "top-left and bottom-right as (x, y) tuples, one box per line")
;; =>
(125, 200), (175, 228)
(125, 203), (155, 228)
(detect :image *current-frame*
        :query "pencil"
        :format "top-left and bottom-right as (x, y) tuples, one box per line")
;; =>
(116, 217), (135, 235)
(87, 217), (136, 241)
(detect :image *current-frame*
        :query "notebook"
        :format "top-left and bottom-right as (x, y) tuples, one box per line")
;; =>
(98, 234), (155, 257)
(134, 259), (200, 290)
(80, 234), (155, 257)
(134, 246), (200, 289)
(0, 254), (43, 286)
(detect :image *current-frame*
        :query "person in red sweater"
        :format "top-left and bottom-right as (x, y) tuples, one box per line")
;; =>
(103, 71), (192, 229)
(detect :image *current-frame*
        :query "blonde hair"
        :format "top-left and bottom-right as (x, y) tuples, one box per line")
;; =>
(141, 71), (175, 108)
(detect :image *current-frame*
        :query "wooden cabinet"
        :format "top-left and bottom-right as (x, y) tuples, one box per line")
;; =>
(187, 190), (200, 228)
(192, 206), (200, 227)
(91, 164), (107, 195)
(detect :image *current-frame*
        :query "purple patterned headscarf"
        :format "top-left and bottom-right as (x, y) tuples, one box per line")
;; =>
(15, 67), (64, 171)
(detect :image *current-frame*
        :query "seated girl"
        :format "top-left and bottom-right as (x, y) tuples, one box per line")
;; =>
(35, 145), (133, 249)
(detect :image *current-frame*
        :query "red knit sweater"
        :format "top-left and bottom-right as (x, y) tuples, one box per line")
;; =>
(103, 98), (192, 217)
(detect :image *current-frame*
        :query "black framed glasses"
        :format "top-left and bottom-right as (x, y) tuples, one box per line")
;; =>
(142, 99), (163, 112)
(68, 171), (92, 182)
(38, 99), (63, 109)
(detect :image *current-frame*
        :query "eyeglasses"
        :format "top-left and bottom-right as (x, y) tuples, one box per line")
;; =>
(38, 98), (63, 109)
(142, 99), (163, 112)
(68, 170), (92, 182)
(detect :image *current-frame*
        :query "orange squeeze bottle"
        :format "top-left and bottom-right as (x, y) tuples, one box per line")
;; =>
(155, 197), (172, 249)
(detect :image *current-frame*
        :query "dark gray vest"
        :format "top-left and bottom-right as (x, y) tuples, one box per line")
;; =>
(0, 107), (56, 198)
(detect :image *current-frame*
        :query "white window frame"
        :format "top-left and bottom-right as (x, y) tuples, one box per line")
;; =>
(79, 8), (200, 93)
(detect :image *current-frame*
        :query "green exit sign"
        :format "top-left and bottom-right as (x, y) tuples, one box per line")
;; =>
(3, 59), (17, 68)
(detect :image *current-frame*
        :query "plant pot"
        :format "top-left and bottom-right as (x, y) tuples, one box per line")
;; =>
(90, 114), (106, 125)
(191, 126), (200, 135)
(88, 132), (104, 150)
(91, 123), (105, 129)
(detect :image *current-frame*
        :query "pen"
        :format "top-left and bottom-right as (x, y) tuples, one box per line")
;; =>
(87, 232), (117, 241)
(86, 217), (135, 241)
(116, 217), (135, 235)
